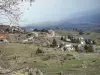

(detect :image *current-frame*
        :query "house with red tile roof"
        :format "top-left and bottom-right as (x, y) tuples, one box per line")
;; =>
(0, 32), (8, 38)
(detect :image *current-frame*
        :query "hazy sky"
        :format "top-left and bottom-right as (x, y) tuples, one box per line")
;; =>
(20, 0), (100, 26)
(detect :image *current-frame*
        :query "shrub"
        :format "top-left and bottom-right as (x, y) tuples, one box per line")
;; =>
(63, 54), (76, 60)
(79, 30), (84, 35)
(68, 35), (72, 39)
(74, 45), (80, 52)
(36, 48), (44, 54)
(28, 72), (33, 75)
(84, 45), (94, 52)
(93, 40), (96, 44)
(42, 55), (51, 61)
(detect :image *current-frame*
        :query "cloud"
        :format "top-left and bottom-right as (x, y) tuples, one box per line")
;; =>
(20, 0), (100, 26)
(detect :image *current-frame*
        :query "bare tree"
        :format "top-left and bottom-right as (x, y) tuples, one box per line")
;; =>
(0, 0), (34, 25)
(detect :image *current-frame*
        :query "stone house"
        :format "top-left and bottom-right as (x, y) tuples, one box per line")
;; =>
(61, 43), (75, 51)
(0, 32), (9, 43)
(9, 26), (25, 33)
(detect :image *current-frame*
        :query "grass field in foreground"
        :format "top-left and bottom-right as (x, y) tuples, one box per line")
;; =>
(0, 43), (100, 75)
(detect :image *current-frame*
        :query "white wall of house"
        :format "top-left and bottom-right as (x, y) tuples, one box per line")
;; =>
(66, 39), (71, 42)
(80, 41), (86, 45)
(32, 32), (39, 37)
(65, 44), (74, 51)
(48, 30), (55, 37)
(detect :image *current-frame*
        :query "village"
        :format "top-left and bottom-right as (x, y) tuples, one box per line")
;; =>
(0, 25), (98, 53)
(0, 25), (100, 75)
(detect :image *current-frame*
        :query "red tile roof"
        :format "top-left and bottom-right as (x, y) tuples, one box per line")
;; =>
(0, 32), (8, 37)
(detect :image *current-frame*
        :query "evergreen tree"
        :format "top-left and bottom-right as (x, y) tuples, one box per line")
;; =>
(79, 30), (84, 35)
(93, 40), (96, 45)
(61, 36), (64, 41)
(88, 45), (94, 52)
(76, 38), (80, 43)
(84, 45), (94, 52)
(84, 45), (88, 53)
(52, 39), (57, 47)
(68, 35), (72, 39)
(75, 45), (80, 52)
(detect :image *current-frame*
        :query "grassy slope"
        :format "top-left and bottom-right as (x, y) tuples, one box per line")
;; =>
(55, 29), (100, 45)
(0, 43), (100, 75)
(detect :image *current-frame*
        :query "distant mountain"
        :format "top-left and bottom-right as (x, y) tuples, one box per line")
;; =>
(68, 12), (100, 24)
(24, 11), (100, 30)
(62, 12), (100, 30)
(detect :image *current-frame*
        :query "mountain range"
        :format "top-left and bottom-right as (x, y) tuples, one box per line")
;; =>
(24, 10), (100, 30)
